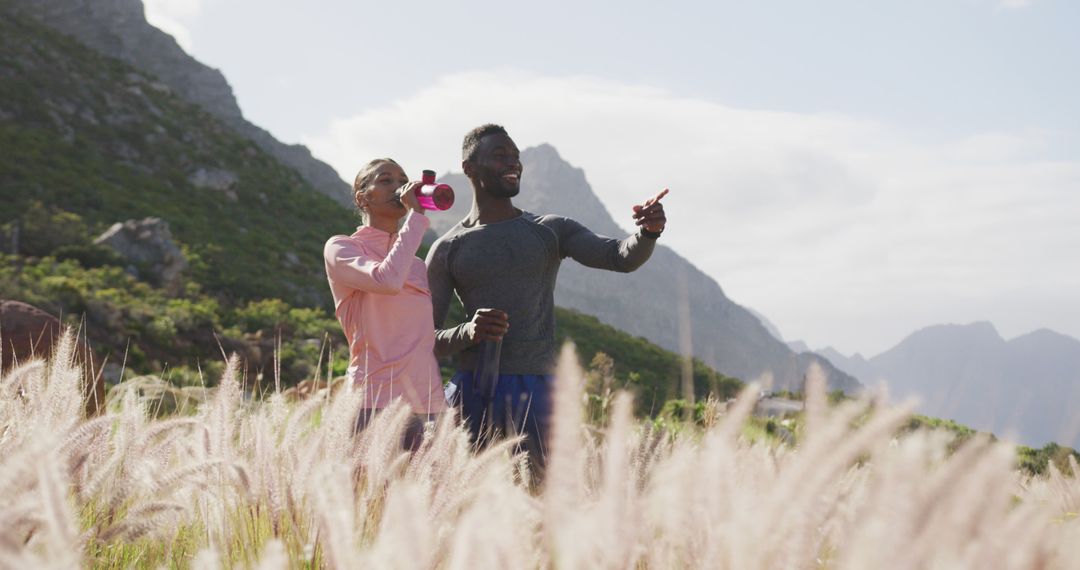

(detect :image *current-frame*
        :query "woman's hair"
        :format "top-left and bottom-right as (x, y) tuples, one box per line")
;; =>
(352, 158), (400, 220)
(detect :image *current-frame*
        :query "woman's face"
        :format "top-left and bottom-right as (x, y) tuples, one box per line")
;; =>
(359, 162), (409, 220)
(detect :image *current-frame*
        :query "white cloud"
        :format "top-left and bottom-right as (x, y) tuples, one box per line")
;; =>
(142, 0), (202, 52)
(303, 70), (1080, 355)
(998, 0), (1033, 8)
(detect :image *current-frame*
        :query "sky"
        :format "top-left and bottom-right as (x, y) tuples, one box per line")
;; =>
(143, 0), (1080, 357)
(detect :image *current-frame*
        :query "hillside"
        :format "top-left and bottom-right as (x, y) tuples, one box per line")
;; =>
(432, 146), (861, 394)
(0, 10), (353, 307)
(555, 307), (742, 416)
(7, 0), (352, 206)
(0, 8), (358, 380)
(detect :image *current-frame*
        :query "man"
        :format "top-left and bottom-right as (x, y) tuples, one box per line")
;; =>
(426, 124), (668, 475)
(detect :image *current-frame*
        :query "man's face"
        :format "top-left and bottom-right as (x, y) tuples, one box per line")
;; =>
(468, 133), (522, 198)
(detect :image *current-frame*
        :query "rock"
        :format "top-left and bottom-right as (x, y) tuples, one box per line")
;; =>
(94, 218), (188, 292)
(0, 300), (57, 370)
(188, 167), (239, 201)
(0, 300), (107, 415)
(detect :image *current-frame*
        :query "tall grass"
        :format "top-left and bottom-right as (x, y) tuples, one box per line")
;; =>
(1, 333), (1078, 568)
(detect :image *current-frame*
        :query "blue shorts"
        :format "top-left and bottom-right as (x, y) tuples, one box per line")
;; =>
(446, 372), (553, 470)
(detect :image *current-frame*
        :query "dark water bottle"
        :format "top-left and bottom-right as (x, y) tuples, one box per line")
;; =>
(473, 337), (503, 402)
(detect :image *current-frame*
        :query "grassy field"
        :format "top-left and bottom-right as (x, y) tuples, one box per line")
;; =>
(2, 334), (1079, 569)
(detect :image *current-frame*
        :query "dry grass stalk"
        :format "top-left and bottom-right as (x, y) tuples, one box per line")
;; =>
(0, 333), (1078, 568)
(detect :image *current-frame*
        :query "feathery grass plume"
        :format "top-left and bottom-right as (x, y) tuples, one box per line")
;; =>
(256, 539), (288, 570)
(59, 412), (116, 458)
(405, 411), (510, 531)
(544, 341), (587, 560)
(0, 358), (44, 394)
(801, 360), (828, 444)
(837, 435), (1053, 568)
(84, 390), (155, 513)
(354, 401), (414, 489)
(359, 482), (435, 568)
(763, 404), (912, 567)
(1045, 455), (1080, 516)
(0, 428), (54, 500)
(204, 355), (242, 459)
(715, 380), (761, 443)
(33, 440), (83, 568)
(4, 325), (1080, 567)
(316, 377), (364, 468)
(0, 548), (36, 569)
(278, 393), (329, 507)
(0, 360), (46, 448)
(404, 408), (459, 485)
(591, 392), (641, 568)
(310, 462), (359, 568)
(444, 451), (540, 570)
(148, 459), (227, 496)
(628, 421), (669, 492)
(36, 329), (85, 431)
(246, 409), (285, 534)
(191, 546), (221, 570)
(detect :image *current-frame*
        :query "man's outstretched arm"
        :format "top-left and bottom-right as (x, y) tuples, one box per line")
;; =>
(558, 189), (669, 273)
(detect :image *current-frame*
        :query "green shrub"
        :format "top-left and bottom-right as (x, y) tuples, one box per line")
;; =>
(0, 201), (89, 257)
(52, 243), (126, 268)
(1017, 442), (1080, 477)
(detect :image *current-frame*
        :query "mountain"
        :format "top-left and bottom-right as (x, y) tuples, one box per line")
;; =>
(824, 322), (1080, 448)
(7, 0), (352, 207)
(4, 0), (855, 394)
(816, 347), (879, 386)
(430, 145), (861, 393)
(745, 306), (786, 344)
(0, 6), (745, 403)
(786, 340), (812, 354)
(0, 9), (353, 307)
(0, 6), (364, 379)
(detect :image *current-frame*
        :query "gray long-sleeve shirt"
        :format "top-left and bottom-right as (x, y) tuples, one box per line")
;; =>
(425, 210), (656, 375)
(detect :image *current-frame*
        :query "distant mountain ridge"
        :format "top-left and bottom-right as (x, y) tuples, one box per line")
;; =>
(822, 322), (1080, 448)
(430, 145), (861, 393)
(9, 0), (352, 207)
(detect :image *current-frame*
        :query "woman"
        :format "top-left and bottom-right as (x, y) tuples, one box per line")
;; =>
(323, 158), (447, 448)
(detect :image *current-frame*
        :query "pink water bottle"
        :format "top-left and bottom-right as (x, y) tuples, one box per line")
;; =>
(413, 169), (454, 211)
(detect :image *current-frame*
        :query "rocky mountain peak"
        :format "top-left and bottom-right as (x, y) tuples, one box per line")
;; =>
(1010, 328), (1079, 348)
(893, 321), (1005, 356)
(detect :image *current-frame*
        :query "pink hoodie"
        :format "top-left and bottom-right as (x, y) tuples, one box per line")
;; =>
(323, 211), (448, 414)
